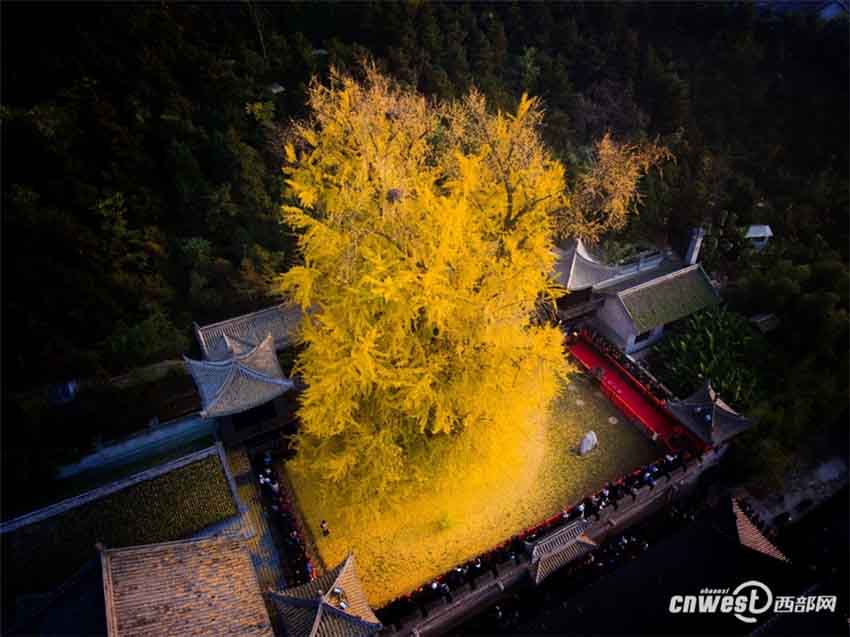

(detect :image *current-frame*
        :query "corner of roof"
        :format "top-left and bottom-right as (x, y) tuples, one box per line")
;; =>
(99, 546), (118, 637)
(326, 552), (355, 594)
(564, 244), (579, 289)
(695, 263), (720, 293)
(731, 498), (790, 563)
(576, 533), (597, 547)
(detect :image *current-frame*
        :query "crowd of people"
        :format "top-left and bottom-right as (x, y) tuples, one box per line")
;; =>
(558, 451), (690, 522)
(377, 541), (525, 627)
(458, 527), (657, 633)
(253, 450), (316, 587)
(377, 451), (692, 629)
(468, 497), (706, 633)
(258, 325), (695, 629)
(572, 327), (674, 403)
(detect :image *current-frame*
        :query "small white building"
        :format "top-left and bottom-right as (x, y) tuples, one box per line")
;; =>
(745, 225), (773, 251)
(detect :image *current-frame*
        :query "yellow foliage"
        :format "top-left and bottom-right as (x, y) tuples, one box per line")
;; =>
(279, 64), (585, 511)
(557, 133), (672, 242)
(286, 375), (658, 606)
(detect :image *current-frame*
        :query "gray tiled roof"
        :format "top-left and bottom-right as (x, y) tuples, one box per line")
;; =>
(667, 381), (754, 446)
(532, 534), (596, 584)
(617, 264), (719, 333)
(526, 519), (591, 562)
(313, 605), (381, 637)
(593, 258), (682, 295)
(553, 241), (621, 290)
(270, 599), (381, 637)
(527, 519), (597, 584)
(273, 597), (321, 636)
(100, 536), (273, 637)
(270, 554), (381, 637)
(195, 304), (302, 361)
(184, 333), (293, 417)
(553, 239), (682, 296)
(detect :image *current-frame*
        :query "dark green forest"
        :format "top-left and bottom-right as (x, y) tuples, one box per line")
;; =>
(2, 2), (848, 508)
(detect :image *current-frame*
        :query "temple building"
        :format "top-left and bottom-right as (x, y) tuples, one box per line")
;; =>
(186, 307), (299, 444)
(593, 264), (719, 353)
(526, 519), (595, 584)
(666, 380), (755, 450)
(194, 304), (301, 362)
(552, 229), (719, 353)
(95, 544), (380, 637)
(99, 537), (274, 637)
(268, 554), (382, 637)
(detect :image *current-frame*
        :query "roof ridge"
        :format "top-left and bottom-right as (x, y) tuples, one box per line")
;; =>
(676, 380), (742, 416)
(566, 246), (578, 289)
(101, 548), (117, 637)
(183, 354), (233, 370)
(325, 552), (354, 600)
(186, 333), (277, 369)
(197, 303), (289, 332)
(318, 601), (383, 630)
(203, 362), (240, 414)
(99, 533), (240, 556)
(308, 600), (326, 637)
(235, 363), (292, 386)
(617, 263), (703, 297)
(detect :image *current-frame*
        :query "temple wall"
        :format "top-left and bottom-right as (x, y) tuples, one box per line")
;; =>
(383, 449), (725, 636)
(595, 297), (635, 350)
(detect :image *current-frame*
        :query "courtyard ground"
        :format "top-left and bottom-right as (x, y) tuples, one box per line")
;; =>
(285, 371), (659, 606)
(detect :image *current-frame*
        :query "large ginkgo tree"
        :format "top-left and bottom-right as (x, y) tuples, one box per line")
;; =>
(279, 65), (661, 508)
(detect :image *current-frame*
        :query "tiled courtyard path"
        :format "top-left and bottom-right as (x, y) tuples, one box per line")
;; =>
(225, 447), (287, 591)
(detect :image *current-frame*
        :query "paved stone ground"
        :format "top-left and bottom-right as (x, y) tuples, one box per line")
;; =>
(225, 448), (287, 591)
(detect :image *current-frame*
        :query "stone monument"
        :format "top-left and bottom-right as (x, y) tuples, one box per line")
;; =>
(579, 430), (598, 456)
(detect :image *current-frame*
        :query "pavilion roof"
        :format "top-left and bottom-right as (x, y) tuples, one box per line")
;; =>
(526, 519), (596, 584)
(195, 303), (301, 361)
(100, 536), (273, 637)
(553, 239), (621, 291)
(184, 333), (293, 418)
(667, 380), (754, 446)
(268, 554), (381, 637)
(532, 533), (596, 585)
(614, 264), (719, 333)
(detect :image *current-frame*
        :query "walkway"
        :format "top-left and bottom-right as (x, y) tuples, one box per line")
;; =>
(225, 448), (288, 591)
(567, 339), (686, 451)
